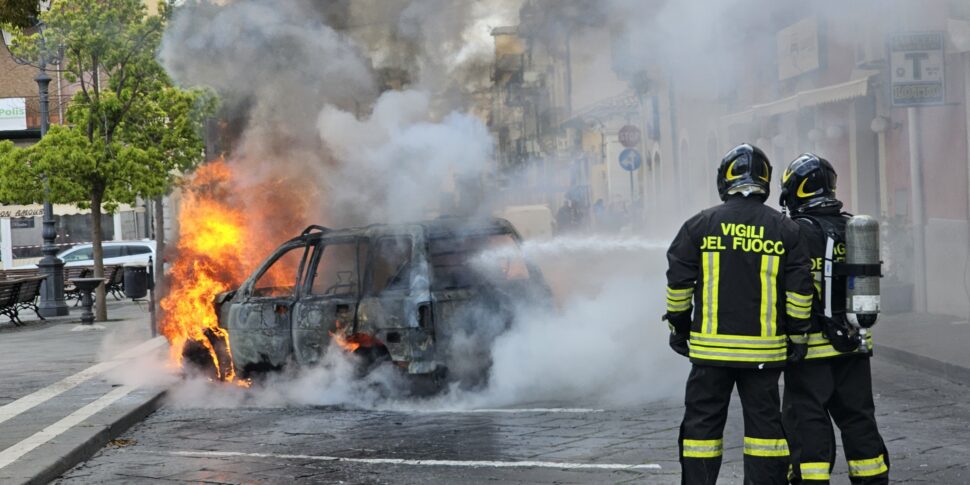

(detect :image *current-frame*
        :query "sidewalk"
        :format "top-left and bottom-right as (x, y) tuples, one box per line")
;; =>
(0, 300), (167, 485)
(874, 311), (970, 386)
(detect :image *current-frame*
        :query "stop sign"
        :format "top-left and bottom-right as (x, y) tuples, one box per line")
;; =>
(618, 125), (641, 148)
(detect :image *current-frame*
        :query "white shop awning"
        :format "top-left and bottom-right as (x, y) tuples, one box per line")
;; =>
(722, 74), (874, 127)
(0, 203), (140, 218)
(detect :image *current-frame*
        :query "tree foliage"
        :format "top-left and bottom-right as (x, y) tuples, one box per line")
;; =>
(0, 0), (212, 320)
(0, 0), (41, 28)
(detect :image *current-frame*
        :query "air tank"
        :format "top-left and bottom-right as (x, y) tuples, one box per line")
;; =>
(845, 215), (881, 327)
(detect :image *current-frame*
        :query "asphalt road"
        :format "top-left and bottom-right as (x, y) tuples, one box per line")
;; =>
(57, 357), (970, 484)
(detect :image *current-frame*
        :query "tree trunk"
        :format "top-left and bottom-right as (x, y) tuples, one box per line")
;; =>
(91, 190), (107, 321)
(153, 195), (165, 322)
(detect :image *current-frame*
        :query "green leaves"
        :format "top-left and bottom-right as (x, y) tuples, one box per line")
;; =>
(0, 0), (212, 209)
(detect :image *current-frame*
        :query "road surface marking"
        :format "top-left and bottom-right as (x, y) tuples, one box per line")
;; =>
(0, 385), (137, 469)
(165, 450), (662, 470)
(429, 408), (605, 414)
(0, 336), (165, 426)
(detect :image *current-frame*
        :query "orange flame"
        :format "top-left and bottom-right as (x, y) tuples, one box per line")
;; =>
(160, 160), (249, 382)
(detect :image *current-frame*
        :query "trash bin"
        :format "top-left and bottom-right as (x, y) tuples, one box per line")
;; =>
(124, 264), (148, 299)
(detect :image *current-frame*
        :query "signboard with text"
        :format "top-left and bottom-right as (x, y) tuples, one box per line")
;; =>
(0, 97), (27, 131)
(890, 32), (945, 106)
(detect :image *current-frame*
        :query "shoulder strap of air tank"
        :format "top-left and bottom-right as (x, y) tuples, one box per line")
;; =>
(792, 213), (836, 317)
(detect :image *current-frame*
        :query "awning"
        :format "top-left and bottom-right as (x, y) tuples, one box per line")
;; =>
(0, 203), (140, 218)
(721, 75), (873, 127)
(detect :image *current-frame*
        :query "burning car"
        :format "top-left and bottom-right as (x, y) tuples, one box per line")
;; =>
(202, 217), (551, 388)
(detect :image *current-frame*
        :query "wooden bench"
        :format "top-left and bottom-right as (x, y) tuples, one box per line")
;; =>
(104, 265), (126, 300)
(0, 280), (20, 325)
(64, 266), (92, 305)
(0, 276), (46, 326)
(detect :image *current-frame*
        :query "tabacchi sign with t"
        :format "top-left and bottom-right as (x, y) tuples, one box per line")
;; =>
(0, 97), (27, 131)
(890, 32), (945, 106)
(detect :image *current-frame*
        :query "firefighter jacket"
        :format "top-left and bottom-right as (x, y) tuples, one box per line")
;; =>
(666, 196), (814, 368)
(792, 208), (874, 359)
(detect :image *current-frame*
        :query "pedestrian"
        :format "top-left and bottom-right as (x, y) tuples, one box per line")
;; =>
(664, 143), (814, 484)
(779, 154), (889, 484)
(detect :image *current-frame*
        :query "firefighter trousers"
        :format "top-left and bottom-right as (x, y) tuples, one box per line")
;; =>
(679, 364), (789, 485)
(783, 356), (889, 484)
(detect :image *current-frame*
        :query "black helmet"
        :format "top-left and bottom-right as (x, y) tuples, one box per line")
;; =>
(716, 143), (772, 201)
(779, 153), (841, 213)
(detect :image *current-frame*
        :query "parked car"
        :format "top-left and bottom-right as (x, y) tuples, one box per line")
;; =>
(204, 217), (552, 390)
(57, 240), (156, 267)
(13, 240), (156, 269)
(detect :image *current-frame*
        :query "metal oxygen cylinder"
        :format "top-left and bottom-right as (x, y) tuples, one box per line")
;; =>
(845, 215), (881, 327)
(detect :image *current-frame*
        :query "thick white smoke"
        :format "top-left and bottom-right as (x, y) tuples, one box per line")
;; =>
(147, 0), (693, 410)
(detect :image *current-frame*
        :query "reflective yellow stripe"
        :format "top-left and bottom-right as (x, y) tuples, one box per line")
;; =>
(786, 291), (812, 319)
(760, 255), (780, 336)
(743, 437), (789, 457)
(667, 286), (693, 297)
(689, 332), (786, 349)
(788, 333), (808, 344)
(848, 454), (888, 477)
(804, 332), (874, 360)
(786, 291), (813, 305)
(800, 462), (830, 480)
(701, 252), (720, 334)
(682, 438), (723, 458)
(689, 345), (787, 362)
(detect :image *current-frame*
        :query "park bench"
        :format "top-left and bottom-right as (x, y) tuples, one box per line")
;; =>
(0, 275), (46, 326)
(104, 265), (126, 300)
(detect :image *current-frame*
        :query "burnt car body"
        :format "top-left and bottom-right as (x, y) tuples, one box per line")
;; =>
(214, 217), (551, 384)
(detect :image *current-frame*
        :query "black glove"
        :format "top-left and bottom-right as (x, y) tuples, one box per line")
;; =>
(787, 334), (808, 363)
(662, 310), (692, 335)
(669, 332), (690, 357)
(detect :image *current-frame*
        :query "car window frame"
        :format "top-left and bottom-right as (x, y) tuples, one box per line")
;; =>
(243, 239), (311, 300)
(301, 236), (364, 300)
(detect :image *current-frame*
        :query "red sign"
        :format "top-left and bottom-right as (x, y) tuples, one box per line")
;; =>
(618, 125), (641, 148)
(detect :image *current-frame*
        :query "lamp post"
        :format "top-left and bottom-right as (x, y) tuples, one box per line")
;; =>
(6, 22), (68, 316)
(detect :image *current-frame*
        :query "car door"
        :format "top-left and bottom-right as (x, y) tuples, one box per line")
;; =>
(355, 226), (435, 372)
(291, 237), (364, 366)
(226, 240), (309, 371)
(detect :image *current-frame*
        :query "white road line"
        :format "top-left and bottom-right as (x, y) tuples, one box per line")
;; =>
(0, 385), (137, 469)
(428, 408), (605, 414)
(0, 336), (165, 426)
(165, 450), (662, 471)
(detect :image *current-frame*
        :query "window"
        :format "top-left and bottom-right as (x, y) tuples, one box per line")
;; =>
(370, 237), (412, 293)
(126, 245), (152, 255)
(430, 233), (529, 290)
(252, 246), (304, 298)
(310, 242), (359, 297)
(62, 247), (93, 262)
(103, 246), (124, 258)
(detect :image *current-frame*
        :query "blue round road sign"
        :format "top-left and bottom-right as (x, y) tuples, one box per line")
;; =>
(619, 148), (642, 172)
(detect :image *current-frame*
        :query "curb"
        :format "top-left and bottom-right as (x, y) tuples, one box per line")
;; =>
(16, 389), (166, 485)
(876, 345), (970, 388)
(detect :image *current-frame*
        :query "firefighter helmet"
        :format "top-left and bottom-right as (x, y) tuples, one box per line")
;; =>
(716, 143), (772, 201)
(780, 153), (841, 213)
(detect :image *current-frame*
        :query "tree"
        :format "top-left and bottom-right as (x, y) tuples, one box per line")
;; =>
(0, 0), (41, 28)
(0, 0), (210, 320)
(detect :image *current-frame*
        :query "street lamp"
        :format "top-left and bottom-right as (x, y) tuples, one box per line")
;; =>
(5, 21), (69, 317)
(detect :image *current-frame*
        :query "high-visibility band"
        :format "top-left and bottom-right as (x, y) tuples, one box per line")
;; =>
(701, 252), (720, 334)
(682, 438), (723, 458)
(788, 333), (808, 344)
(760, 255), (780, 336)
(804, 333), (873, 359)
(800, 462), (831, 481)
(786, 305), (811, 319)
(689, 332), (786, 349)
(666, 298), (692, 312)
(667, 286), (694, 298)
(786, 291), (813, 305)
(743, 437), (789, 457)
(848, 454), (888, 477)
(689, 345), (787, 363)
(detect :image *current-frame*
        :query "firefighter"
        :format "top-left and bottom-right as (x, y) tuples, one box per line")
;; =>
(779, 154), (889, 484)
(665, 143), (814, 485)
